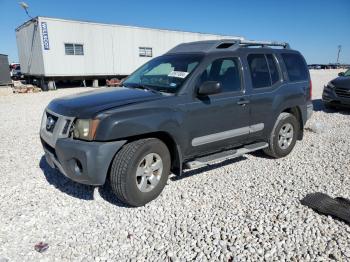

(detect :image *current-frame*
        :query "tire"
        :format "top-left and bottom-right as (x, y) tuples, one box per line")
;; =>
(110, 138), (171, 207)
(263, 112), (299, 158)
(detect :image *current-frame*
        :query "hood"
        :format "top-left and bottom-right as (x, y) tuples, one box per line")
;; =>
(47, 87), (163, 118)
(331, 76), (350, 89)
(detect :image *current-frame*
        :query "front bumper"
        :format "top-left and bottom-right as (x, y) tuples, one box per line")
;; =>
(41, 137), (126, 185)
(322, 85), (350, 106)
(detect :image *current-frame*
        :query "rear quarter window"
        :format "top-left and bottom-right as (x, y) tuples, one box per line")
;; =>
(281, 53), (308, 81)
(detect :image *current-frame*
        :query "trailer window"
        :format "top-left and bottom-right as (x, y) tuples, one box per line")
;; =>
(74, 44), (84, 55)
(139, 47), (153, 57)
(65, 43), (84, 56)
(65, 44), (74, 55)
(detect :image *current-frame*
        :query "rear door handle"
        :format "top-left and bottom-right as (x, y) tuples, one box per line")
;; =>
(237, 99), (250, 106)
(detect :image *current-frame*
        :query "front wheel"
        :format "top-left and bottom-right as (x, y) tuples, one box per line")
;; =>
(263, 112), (299, 158)
(109, 138), (171, 207)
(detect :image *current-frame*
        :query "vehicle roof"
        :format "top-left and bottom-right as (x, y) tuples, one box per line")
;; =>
(167, 39), (296, 55)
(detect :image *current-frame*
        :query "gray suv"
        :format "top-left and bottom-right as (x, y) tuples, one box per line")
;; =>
(40, 39), (313, 206)
(323, 69), (350, 108)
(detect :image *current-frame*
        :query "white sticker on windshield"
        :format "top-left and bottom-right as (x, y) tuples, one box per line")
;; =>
(168, 71), (189, 78)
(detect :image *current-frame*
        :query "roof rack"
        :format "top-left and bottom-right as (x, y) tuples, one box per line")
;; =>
(238, 40), (290, 49)
(167, 39), (291, 54)
(212, 39), (290, 50)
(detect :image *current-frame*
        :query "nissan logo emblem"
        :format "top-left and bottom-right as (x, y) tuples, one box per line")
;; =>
(46, 116), (55, 131)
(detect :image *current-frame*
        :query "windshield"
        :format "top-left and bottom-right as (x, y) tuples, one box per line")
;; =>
(123, 54), (203, 93)
(344, 69), (350, 77)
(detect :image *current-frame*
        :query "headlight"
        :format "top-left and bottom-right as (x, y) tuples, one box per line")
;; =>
(327, 81), (335, 88)
(73, 119), (100, 141)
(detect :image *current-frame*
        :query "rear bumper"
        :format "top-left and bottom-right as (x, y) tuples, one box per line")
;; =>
(41, 137), (126, 185)
(322, 85), (350, 106)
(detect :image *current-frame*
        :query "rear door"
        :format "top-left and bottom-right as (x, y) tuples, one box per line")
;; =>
(246, 53), (283, 140)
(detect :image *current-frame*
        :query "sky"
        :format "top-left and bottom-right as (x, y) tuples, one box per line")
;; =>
(0, 0), (349, 64)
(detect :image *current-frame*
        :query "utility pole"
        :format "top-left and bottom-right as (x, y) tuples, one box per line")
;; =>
(336, 45), (342, 64)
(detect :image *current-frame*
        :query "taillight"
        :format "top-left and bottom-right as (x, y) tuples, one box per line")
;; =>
(309, 79), (312, 100)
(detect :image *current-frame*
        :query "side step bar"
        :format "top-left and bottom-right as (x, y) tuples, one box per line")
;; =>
(184, 142), (268, 169)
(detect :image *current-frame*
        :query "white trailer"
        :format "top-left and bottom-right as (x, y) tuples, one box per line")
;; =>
(16, 16), (243, 87)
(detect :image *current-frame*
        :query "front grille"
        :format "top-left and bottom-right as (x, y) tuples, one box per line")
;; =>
(335, 87), (350, 98)
(45, 112), (58, 132)
(41, 109), (75, 147)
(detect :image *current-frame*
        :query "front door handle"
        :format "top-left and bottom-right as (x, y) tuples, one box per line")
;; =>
(237, 99), (250, 106)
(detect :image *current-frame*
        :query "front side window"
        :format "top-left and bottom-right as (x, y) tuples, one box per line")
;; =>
(199, 58), (241, 93)
(65, 43), (84, 55)
(281, 53), (308, 81)
(123, 54), (203, 93)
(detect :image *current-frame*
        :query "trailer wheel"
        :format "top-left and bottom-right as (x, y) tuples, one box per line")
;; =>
(40, 78), (48, 91)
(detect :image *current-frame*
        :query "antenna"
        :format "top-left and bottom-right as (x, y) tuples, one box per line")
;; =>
(336, 45), (342, 64)
(19, 2), (32, 19)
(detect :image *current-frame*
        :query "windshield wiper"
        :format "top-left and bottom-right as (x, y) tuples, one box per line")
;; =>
(129, 83), (166, 95)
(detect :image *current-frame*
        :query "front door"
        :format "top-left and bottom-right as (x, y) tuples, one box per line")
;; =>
(181, 57), (251, 157)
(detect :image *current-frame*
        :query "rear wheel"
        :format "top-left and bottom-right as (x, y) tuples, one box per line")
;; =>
(110, 138), (170, 206)
(263, 112), (299, 158)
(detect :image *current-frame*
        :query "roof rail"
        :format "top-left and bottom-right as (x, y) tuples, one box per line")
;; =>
(238, 40), (290, 49)
(167, 39), (290, 54)
(212, 39), (290, 49)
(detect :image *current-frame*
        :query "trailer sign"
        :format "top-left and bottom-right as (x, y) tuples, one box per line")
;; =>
(41, 22), (50, 50)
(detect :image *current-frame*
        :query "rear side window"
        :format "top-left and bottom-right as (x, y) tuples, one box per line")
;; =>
(266, 54), (279, 85)
(248, 54), (273, 88)
(248, 54), (281, 88)
(281, 53), (308, 81)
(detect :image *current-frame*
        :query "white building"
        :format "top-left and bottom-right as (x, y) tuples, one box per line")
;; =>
(16, 16), (243, 82)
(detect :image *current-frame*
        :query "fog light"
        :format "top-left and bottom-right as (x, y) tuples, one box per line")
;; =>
(73, 159), (83, 175)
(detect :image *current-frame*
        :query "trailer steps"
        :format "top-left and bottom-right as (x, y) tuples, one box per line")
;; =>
(184, 142), (268, 169)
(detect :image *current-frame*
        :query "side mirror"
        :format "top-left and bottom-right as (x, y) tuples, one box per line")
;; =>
(197, 81), (221, 96)
(338, 72), (345, 77)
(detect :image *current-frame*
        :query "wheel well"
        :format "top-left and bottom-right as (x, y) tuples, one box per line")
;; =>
(282, 106), (303, 140)
(125, 132), (182, 175)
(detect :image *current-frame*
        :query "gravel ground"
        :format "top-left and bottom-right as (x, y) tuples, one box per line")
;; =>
(0, 70), (349, 261)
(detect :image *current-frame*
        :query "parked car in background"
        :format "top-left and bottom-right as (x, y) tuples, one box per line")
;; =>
(106, 78), (122, 87)
(323, 69), (350, 108)
(10, 63), (22, 80)
(40, 39), (312, 206)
